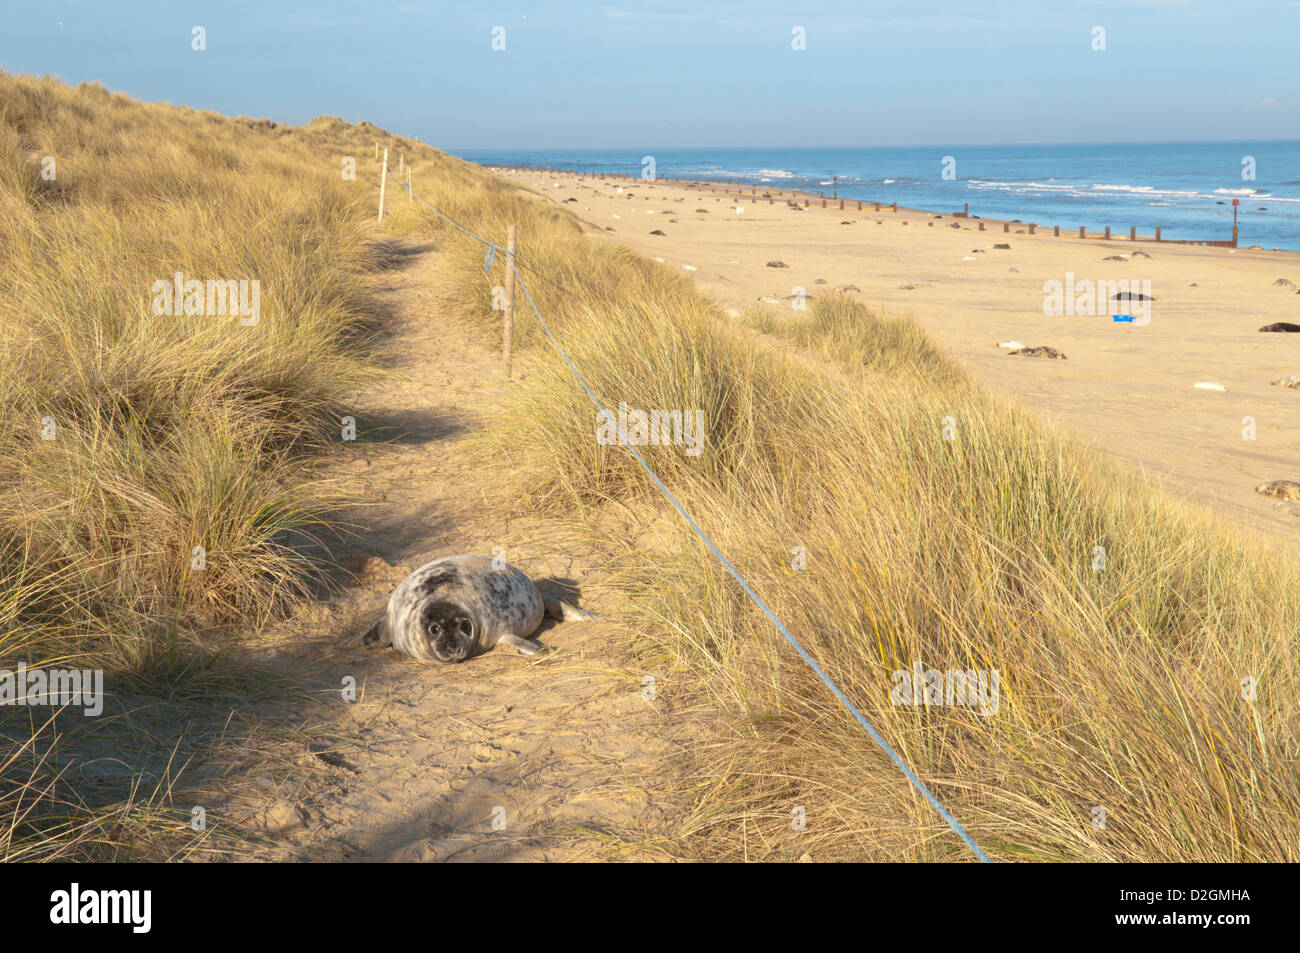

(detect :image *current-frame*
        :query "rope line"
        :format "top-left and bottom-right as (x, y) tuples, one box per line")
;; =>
(384, 163), (992, 863)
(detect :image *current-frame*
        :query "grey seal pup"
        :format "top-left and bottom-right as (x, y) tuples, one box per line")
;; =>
(1256, 480), (1300, 506)
(362, 555), (592, 662)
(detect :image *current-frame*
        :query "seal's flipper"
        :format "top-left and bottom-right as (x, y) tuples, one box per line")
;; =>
(362, 615), (391, 648)
(542, 595), (595, 623)
(498, 633), (547, 657)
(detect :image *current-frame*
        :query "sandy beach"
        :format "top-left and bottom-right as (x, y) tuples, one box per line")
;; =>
(498, 167), (1300, 551)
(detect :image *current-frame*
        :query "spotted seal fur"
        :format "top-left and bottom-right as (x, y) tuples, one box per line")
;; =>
(1255, 480), (1300, 506)
(362, 556), (592, 662)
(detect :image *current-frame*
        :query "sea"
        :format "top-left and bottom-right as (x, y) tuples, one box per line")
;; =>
(454, 142), (1300, 252)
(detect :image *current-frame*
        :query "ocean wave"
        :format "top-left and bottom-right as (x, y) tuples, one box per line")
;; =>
(1213, 187), (1258, 195)
(688, 168), (756, 178)
(1238, 195), (1300, 204)
(968, 180), (1075, 192)
(1087, 184), (1195, 197)
(697, 167), (798, 181)
(1098, 185), (1207, 199)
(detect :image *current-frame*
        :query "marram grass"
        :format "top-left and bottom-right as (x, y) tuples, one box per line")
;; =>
(435, 166), (1300, 862)
(4, 72), (1297, 862)
(0, 72), (471, 859)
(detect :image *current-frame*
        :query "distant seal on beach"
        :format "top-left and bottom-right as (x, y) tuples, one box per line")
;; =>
(1009, 345), (1066, 359)
(1255, 480), (1300, 505)
(362, 556), (592, 662)
(1259, 323), (1300, 333)
(1272, 375), (1300, 388)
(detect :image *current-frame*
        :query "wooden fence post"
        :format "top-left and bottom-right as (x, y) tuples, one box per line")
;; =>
(1104, 226), (1111, 239)
(1054, 225), (1060, 237)
(503, 224), (516, 377)
(408, 170), (412, 201)
(979, 222), (985, 231)
(1028, 224), (1036, 235)
(378, 148), (388, 222)
(1130, 226), (1136, 240)
(1156, 226), (1162, 241)
(1079, 226), (1085, 238)
(1004, 223), (1010, 233)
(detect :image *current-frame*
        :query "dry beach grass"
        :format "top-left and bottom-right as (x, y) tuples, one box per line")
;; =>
(0, 73), (401, 857)
(3, 72), (1299, 861)
(443, 176), (1300, 862)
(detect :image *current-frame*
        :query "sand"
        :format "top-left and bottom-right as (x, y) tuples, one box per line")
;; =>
(498, 168), (1300, 552)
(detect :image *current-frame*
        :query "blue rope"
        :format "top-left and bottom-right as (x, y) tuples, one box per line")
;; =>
(391, 165), (993, 862)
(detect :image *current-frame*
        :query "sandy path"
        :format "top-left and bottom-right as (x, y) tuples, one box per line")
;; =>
(500, 168), (1300, 552)
(194, 236), (690, 862)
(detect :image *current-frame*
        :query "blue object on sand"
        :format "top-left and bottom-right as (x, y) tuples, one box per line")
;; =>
(1113, 315), (1134, 322)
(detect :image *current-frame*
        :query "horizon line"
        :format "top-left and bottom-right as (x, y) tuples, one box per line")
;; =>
(446, 137), (1300, 154)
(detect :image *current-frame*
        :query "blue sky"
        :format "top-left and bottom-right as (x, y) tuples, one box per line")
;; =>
(2, 1), (1297, 149)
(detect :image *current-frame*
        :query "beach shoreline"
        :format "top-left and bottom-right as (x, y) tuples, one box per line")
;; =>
(482, 164), (1284, 254)
(496, 166), (1300, 552)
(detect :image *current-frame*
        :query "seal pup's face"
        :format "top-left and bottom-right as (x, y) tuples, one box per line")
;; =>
(419, 599), (478, 663)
